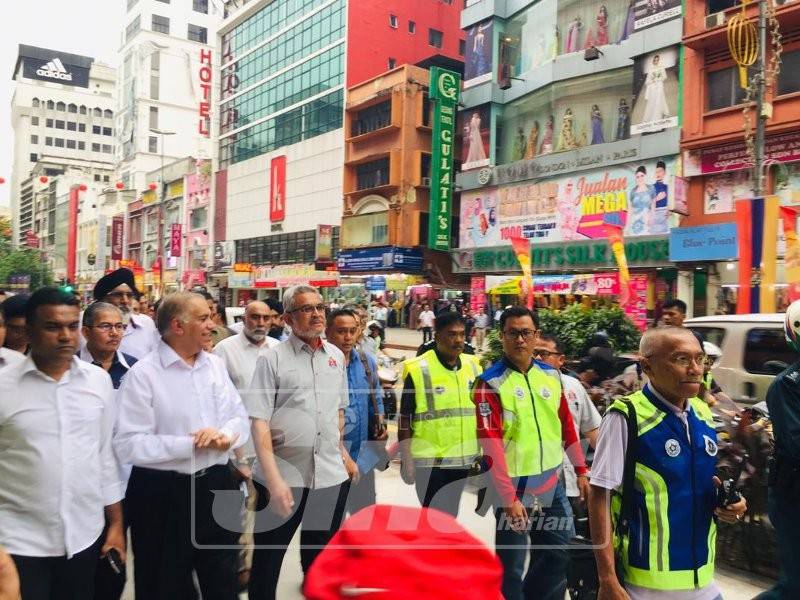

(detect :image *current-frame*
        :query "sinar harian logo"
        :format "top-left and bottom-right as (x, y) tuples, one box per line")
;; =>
(36, 58), (73, 81)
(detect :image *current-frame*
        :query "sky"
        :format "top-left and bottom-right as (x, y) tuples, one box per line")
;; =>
(0, 1), (124, 207)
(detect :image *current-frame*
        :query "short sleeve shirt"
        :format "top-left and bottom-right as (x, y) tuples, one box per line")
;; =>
(247, 334), (349, 489)
(561, 374), (601, 496)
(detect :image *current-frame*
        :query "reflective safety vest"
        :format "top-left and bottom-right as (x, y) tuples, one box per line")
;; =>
(404, 350), (483, 467)
(479, 360), (563, 478)
(609, 387), (719, 591)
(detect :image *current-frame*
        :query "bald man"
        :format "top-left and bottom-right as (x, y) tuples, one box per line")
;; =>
(589, 327), (746, 600)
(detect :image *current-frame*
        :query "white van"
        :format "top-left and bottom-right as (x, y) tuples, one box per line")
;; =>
(685, 314), (794, 404)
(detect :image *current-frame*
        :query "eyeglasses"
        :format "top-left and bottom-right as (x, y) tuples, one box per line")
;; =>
(503, 329), (537, 341)
(105, 291), (136, 300)
(290, 304), (326, 315)
(534, 349), (563, 358)
(645, 353), (707, 368)
(86, 323), (127, 333)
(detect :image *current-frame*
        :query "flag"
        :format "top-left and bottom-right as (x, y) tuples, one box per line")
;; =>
(736, 196), (779, 313)
(604, 224), (631, 306)
(509, 237), (533, 309)
(781, 205), (800, 302)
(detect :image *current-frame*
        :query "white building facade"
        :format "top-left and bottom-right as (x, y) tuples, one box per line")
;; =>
(10, 45), (117, 247)
(117, 0), (221, 192)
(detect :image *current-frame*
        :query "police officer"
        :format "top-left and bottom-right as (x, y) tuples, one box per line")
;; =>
(589, 327), (746, 600)
(756, 301), (800, 599)
(399, 312), (483, 517)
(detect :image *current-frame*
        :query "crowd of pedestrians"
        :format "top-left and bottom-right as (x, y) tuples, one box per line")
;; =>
(0, 267), (788, 600)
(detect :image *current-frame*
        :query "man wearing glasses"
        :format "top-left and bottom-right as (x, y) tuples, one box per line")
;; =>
(246, 285), (354, 600)
(472, 306), (588, 600)
(92, 268), (158, 360)
(80, 302), (137, 391)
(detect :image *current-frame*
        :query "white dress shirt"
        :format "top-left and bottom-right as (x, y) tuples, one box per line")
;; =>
(213, 330), (279, 391)
(0, 356), (124, 558)
(0, 346), (25, 371)
(113, 340), (250, 474)
(120, 312), (159, 360)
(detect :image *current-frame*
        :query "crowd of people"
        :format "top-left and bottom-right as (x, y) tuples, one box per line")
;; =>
(0, 268), (797, 600)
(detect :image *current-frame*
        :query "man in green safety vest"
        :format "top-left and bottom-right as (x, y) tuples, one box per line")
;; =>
(473, 306), (588, 600)
(399, 312), (483, 516)
(589, 327), (747, 600)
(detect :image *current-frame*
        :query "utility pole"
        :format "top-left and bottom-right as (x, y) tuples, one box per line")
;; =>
(754, 0), (768, 196)
(150, 128), (175, 297)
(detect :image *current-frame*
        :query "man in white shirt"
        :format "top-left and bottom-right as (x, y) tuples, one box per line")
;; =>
(0, 288), (125, 600)
(114, 292), (250, 600)
(0, 310), (24, 371)
(417, 303), (435, 344)
(473, 307), (490, 351)
(247, 285), (355, 600)
(374, 303), (389, 329)
(92, 268), (158, 360)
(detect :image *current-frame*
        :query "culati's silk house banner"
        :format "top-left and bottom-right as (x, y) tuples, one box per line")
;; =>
(736, 196), (779, 313)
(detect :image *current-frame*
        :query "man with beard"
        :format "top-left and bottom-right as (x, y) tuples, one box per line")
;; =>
(92, 269), (158, 360)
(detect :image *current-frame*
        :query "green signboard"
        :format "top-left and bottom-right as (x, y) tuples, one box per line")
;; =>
(427, 67), (461, 251)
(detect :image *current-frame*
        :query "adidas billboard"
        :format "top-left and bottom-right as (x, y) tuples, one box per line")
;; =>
(36, 58), (73, 81)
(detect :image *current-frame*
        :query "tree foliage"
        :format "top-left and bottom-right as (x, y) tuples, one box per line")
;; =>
(0, 216), (54, 291)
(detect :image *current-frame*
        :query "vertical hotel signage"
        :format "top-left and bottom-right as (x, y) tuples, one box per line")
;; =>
(198, 49), (212, 136)
(427, 67), (461, 251)
(270, 155), (286, 222)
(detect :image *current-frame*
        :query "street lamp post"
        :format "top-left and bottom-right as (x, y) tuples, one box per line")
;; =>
(150, 128), (175, 297)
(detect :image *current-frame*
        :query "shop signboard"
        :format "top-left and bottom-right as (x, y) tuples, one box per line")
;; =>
(459, 158), (676, 248)
(464, 21), (493, 88)
(485, 273), (622, 295)
(338, 246), (424, 273)
(269, 155), (286, 223)
(470, 276), (487, 312)
(228, 272), (253, 288)
(428, 67), (461, 251)
(459, 104), (491, 172)
(453, 236), (670, 273)
(633, 0), (681, 31)
(669, 223), (738, 262)
(684, 131), (800, 176)
(630, 48), (679, 135)
(624, 274), (649, 331)
(365, 276), (387, 291)
(315, 225), (334, 261)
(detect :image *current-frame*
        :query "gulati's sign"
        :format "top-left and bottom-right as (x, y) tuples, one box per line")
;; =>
(453, 237), (670, 273)
(427, 67), (461, 251)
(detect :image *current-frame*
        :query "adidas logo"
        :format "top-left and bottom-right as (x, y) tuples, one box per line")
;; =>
(36, 58), (73, 81)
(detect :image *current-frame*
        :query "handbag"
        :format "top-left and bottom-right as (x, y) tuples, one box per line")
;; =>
(357, 350), (389, 442)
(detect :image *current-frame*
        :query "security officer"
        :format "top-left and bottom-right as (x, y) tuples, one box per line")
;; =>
(756, 302), (800, 599)
(399, 312), (483, 516)
(473, 306), (587, 600)
(589, 327), (746, 600)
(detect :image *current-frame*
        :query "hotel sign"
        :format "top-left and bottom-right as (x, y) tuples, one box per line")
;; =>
(427, 67), (461, 251)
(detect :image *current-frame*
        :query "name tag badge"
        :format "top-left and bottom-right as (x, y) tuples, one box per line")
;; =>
(328, 357), (338, 369)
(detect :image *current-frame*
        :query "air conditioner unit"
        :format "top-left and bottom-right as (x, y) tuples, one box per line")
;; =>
(421, 177), (432, 187)
(705, 11), (726, 29)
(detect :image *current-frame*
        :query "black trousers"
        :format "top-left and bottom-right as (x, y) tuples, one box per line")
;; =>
(93, 500), (128, 600)
(414, 466), (471, 517)
(126, 464), (242, 600)
(421, 327), (433, 343)
(12, 535), (102, 600)
(346, 469), (377, 516)
(248, 480), (349, 600)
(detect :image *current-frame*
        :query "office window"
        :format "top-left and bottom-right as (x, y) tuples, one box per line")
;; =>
(79, 105), (87, 115)
(149, 106), (159, 129)
(56, 102), (65, 111)
(707, 67), (748, 111)
(30, 135), (38, 144)
(188, 24), (207, 43)
(150, 74), (160, 100)
(151, 51), (160, 71)
(32, 98), (40, 108)
(31, 116), (39, 126)
(94, 174), (101, 182)
(78, 123), (86, 133)
(46, 100), (54, 109)
(155, 0), (169, 3)
(94, 108), (102, 117)
(104, 109), (113, 119)
(152, 14), (170, 35)
(55, 120), (65, 129)
(356, 157), (390, 190)
(429, 29), (443, 48)
(92, 143), (101, 152)
(78, 141), (85, 150)
(459, 39), (466, 56)
(66, 140), (76, 149)
(55, 138), (64, 148)
(389, 14), (398, 28)
(149, 136), (158, 153)
(104, 175), (110, 182)
(778, 50), (800, 96)
(409, 21), (416, 33)
(351, 100), (391, 136)
(45, 137), (53, 146)
(127, 0), (138, 9)
(388, 57), (396, 69)
(93, 125), (102, 135)
(190, 207), (208, 230)
(193, 0), (208, 13)
(103, 127), (113, 136)
(102, 144), (112, 154)
(67, 121), (76, 131)
(30, 153), (37, 162)
(68, 103), (77, 113)
(708, 0), (736, 13)
(46, 118), (53, 128)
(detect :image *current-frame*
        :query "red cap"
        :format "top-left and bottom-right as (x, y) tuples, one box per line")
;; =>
(304, 505), (503, 600)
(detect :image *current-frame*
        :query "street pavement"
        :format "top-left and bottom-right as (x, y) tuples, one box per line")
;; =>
(121, 326), (772, 599)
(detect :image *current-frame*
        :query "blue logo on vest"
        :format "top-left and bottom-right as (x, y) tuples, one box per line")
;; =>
(514, 387), (525, 398)
(540, 387), (551, 399)
(665, 438), (681, 457)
